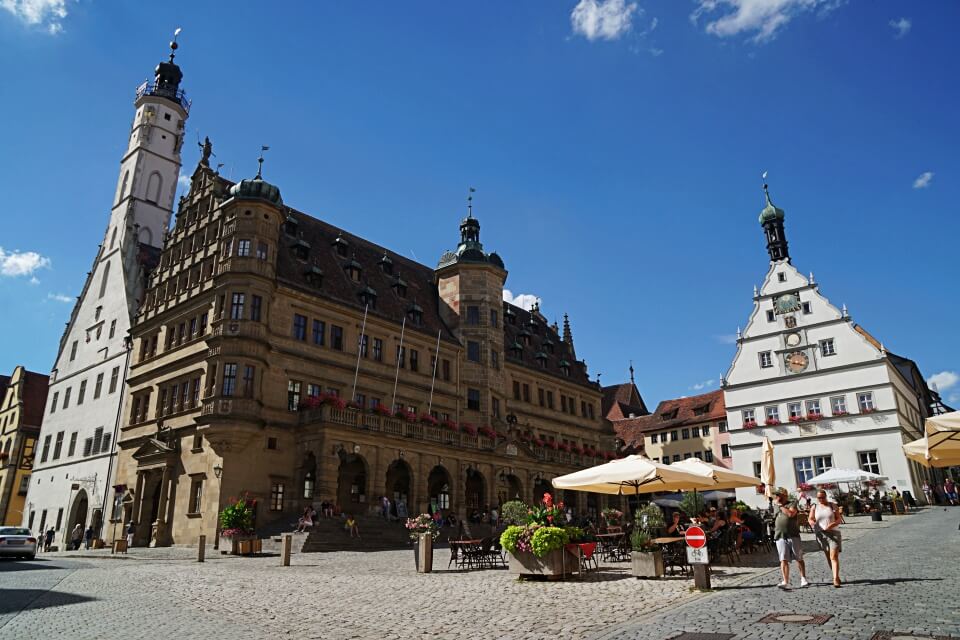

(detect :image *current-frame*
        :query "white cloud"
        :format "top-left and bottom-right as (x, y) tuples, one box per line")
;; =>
(503, 289), (539, 311)
(178, 172), (191, 190)
(0, 0), (70, 35)
(47, 292), (73, 303)
(889, 17), (910, 39)
(691, 0), (843, 43)
(690, 379), (716, 391)
(912, 171), (934, 189)
(715, 334), (738, 345)
(927, 371), (959, 392)
(571, 0), (639, 41)
(0, 246), (51, 277)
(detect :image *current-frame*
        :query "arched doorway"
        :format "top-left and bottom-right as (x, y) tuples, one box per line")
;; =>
(501, 474), (523, 504)
(465, 468), (485, 510)
(68, 489), (89, 546)
(386, 460), (412, 517)
(427, 465), (451, 514)
(533, 478), (552, 504)
(337, 455), (368, 508)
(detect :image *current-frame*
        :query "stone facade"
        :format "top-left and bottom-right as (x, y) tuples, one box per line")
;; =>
(113, 158), (613, 546)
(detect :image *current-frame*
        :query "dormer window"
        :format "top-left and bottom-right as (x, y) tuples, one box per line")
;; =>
(504, 306), (516, 325)
(518, 328), (532, 345)
(291, 238), (311, 261)
(332, 233), (349, 257)
(378, 253), (393, 275)
(359, 286), (377, 310)
(693, 403), (710, 416)
(559, 359), (570, 376)
(535, 352), (548, 368)
(283, 215), (298, 236)
(543, 339), (555, 354)
(511, 342), (524, 358)
(344, 259), (362, 283)
(660, 409), (679, 421)
(392, 276), (407, 298)
(304, 265), (323, 287)
(407, 303), (423, 326)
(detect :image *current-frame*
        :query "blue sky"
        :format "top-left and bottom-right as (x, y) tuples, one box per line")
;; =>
(1, 0), (958, 407)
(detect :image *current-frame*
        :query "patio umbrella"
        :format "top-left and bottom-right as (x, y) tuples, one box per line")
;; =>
(760, 437), (776, 499)
(671, 458), (762, 490)
(921, 411), (960, 466)
(903, 434), (960, 468)
(805, 468), (887, 485)
(552, 455), (715, 497)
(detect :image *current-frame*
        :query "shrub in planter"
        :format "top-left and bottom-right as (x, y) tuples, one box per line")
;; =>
(634, 503), (665, 533)
(678, 491), (705, 518)
(500, 500), (529, 526)
(220, 494), (256, 537)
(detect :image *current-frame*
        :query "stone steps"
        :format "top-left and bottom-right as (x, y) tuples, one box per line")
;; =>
(300, 515), (412, 553)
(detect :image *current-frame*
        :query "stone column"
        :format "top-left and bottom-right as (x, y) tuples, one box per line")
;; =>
(131, 470), (145, 525)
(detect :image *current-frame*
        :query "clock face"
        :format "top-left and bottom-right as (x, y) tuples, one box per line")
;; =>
(785, 333), (802, 348)
(785, 351), (809, 373)
(774, 293), (801, 315)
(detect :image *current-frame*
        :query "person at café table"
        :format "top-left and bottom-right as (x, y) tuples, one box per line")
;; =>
(666, 511), (685, 535)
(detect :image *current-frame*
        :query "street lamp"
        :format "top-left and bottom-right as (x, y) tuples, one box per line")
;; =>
(212, 463), (223, 550)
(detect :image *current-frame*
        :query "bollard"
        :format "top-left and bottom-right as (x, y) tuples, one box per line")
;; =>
(693, 564), (711, 590)
(281, 533), (292, 566)
(198, 535), (206, 562)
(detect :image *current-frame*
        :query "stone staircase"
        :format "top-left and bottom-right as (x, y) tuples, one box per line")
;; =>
(300, 514), (412, 553)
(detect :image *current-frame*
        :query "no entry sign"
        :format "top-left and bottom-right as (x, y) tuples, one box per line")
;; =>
(685, 525), (707, 549)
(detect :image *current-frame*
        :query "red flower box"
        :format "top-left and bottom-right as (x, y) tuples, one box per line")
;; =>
(419, 413), (439, 426)
(459, 422), (477, 436)
(559, 443), (572, 452)
(479, 426), (496, 439)
(861, 408), (877, 414)
(395, 409), (416, 423)
(764, 418), (781, 426)
(805, 413), (822, 422)
(789, 415), (803, 423)
(742, 421), (758, 429)
(546, 440), (559, 450)
(532, 438), (545, 447)
(833, 410), (849, 417)
(373, 404), (392, 417)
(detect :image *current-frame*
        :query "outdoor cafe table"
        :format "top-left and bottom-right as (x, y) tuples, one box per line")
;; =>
(451, 539), (483, 570)
(596, 532), (626, 561)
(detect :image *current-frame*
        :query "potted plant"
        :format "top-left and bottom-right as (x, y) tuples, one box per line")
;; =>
(500, 500), (529, 526)
(405, 514), (439, 572)
(678, 491), (706, 520)
(630, 530), (664, 578)
(219, 494), (257, 554)
(601, 507), (623, 527)
(500, 493), (581, 578)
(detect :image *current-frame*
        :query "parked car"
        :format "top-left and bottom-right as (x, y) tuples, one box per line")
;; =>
(0, 527), (37, 560)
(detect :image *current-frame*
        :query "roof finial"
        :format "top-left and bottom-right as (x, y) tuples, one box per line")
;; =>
(629, 360), (635, 384)
(762, 169), (772, 206)
(842, 303), (848, 318)
(169, 27), (182, 62)
(467, 187), (476, 218)
(256, 145), (270, 179)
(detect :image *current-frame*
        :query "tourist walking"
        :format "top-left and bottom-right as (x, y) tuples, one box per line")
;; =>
(70, 524), (83, 551)
(922, 482), (934, 505)
(773, 488), (808, 589)
(809, 490), (843, 587)
(945, 478), (958, 506)
(44, 527), (55, 552)
(126, 520), (136, 547)
(84, 525), (94, 550)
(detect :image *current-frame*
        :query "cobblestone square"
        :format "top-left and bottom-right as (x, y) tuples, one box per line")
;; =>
(1, 508), (956, 640)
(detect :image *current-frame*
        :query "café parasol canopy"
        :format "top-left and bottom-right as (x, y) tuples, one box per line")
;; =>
(902, 410), (960, 467)
(804, 468), (887, 485)
(761, 437), (776, 498)
(552, 455), (714, 496)
(671, 457), (763, 489)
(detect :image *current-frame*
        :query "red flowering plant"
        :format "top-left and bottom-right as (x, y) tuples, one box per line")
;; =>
(500, 493), (584, 558)
(394, 408), (417, 423)
(789, 415), (803, 424)
(372, 404), (392, 417)
(532, 437), (546, 447)
(479, 425), (496, 439)
(861, 407), (878, 414)
(219, 493), (256, 537)
(300, 395), (323, 411)
(546, 439), (559, 450)
(797, 482), (814, 492)
(459, 422), (477, 436)
(571, 444), (584, 455)
(805, 413), (822, 422)
(419, 413), (439, 426)
(519, 432), (531, 443)
(559, 442), (572, 453)
(833, 410), (849, 417)
(742, 420), (758, 429)
(764, 418), (781, 426)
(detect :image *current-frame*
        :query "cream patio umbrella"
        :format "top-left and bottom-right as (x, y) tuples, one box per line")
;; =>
(921, 411), (960, 466)
(903, 433), (960, 468)
(760, 437), (776, 506)
(551, 455), (715, 497)
(671, 457), (763, 490)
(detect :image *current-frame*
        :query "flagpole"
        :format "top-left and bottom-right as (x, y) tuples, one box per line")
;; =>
(391, 317), (406, 411)
(351, 304), (369, 404)
(427, 328), (442, 414)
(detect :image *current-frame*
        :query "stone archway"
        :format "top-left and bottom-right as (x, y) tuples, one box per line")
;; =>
(67, 489), (89, 547)
(427, 465), (452, 513)
(337, 454), (368, 509)
(386, 460), (412, 516)
(498, 474), (524, 506)
(465, 468), (485, 510)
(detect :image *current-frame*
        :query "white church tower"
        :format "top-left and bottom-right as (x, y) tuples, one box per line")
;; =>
(25, 36), (190, 544)
(723, 182), (933, 508)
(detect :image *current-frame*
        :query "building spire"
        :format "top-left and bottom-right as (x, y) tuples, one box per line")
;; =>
(467, 186), (475, 218)
(562, 313), (576, 359)
(169, 27), (182, 62)
(629, 360), (635, 384)
(256, 145), (270, 179)
(758, 172), (789, 263)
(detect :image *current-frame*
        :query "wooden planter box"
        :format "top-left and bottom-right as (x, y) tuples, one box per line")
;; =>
(507, 548), (579, 578)
(221, 534), (258, 555)
(631, 550), (664, 578)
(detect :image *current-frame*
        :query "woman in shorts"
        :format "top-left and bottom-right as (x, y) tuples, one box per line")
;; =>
(808, 490), (842, 587)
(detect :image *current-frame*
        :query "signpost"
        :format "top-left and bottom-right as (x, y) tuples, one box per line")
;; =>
(685, 525), (711, 590)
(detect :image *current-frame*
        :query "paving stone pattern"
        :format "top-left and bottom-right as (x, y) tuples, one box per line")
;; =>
(0, 508), (955, 640)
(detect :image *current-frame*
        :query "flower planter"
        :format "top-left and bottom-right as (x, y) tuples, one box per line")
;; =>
(507, 548), (579, 579)
(413, 533), (433, 573)
(631, 550), (664, 578)
(220, 534), (257, 555)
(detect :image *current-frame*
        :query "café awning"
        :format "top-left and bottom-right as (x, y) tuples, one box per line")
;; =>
(552, 455), (714, 495)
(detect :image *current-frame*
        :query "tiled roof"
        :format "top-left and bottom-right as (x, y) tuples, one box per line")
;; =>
(602, 382), (648, 420)
(276, 208), (460, 346)
(20, 370), (49, 428)
(613, 389), (725, 448)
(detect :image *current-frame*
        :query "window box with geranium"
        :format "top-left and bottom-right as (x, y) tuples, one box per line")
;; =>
(500, 493), (584, 578)
(764, 418), (781, 426)
(419, 413), (439, 427)
(532, 437), (545, 447)
(546, 440), (558, 450)
(789, 415), (803, 424)
(479, 425), (496, 439)
(742, 421), (758, 429)
(395, 409), (416, 423)
(805, 413), (822, 422)
(373, 404), (392, 417)
(459, 422), (477, 436)
(559, 443), (572, 453)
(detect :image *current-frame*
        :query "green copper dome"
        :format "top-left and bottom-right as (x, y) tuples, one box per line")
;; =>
(229, 176), (283, 206)
(758, 190), (784, 224)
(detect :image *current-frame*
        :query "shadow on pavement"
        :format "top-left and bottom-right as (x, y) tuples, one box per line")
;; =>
(0, 588), (97, 614)
(0, 558), (64, 572)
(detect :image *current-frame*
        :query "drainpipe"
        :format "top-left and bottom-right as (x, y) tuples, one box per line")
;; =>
(98, 336), (133, 541)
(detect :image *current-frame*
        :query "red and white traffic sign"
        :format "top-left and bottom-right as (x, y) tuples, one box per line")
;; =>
(685, 525), (707, 549)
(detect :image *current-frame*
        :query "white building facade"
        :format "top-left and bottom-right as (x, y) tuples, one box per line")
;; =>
(724, 187), (934, 508)
(25, 42), (189, 545)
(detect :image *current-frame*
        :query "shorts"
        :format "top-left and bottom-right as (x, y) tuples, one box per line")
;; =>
(775, 537), (804, 562)
(815, 528), (842, 553)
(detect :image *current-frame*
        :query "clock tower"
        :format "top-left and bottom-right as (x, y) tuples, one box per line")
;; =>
(722, 183), (935, 508)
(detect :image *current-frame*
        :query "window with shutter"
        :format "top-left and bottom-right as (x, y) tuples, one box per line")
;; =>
(83, 438), (93, 457)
